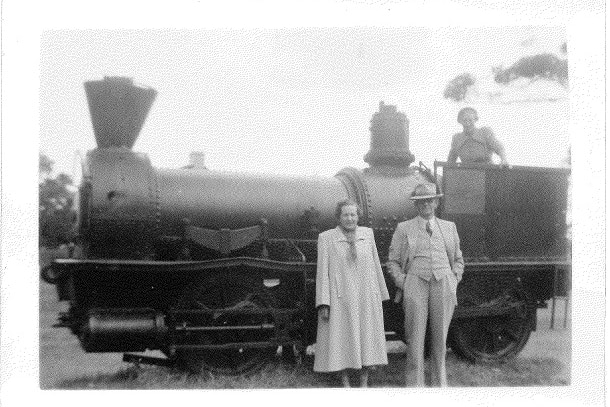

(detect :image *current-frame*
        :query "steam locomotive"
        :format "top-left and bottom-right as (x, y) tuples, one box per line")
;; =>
(42, 77), (571, 375)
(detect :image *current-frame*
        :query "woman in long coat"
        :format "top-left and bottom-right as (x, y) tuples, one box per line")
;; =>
(314, 199), (390, 387)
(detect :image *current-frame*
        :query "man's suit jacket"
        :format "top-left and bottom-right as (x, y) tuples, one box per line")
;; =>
(386, 217), (464, 303)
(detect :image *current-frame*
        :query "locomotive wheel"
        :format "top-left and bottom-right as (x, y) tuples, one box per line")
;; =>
(448, 290), (533, 363)
(173, 278), (278, 375)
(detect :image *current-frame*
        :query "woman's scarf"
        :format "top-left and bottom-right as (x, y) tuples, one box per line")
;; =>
(339, 227), (358, 262)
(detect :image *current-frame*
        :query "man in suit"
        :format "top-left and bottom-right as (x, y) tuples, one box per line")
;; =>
(387, 183), (464, 387)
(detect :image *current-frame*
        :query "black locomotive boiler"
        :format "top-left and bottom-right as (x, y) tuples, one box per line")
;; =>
(42, 77), (571, 374)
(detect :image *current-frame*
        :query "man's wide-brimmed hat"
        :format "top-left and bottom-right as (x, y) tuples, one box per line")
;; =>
(410, 183), (444, 200)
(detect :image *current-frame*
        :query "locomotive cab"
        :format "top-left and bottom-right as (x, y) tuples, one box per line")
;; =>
(436, 161), (570, 362)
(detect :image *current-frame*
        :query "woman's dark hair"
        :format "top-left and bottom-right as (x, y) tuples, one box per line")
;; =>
(334, 199), (362, 220)
(457, 107), (478, 123)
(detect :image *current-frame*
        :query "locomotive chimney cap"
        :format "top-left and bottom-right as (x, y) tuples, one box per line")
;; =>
(104, 76), (134, 84)
(364, 101), (414, 168)
(379, 101), (396, 112)
(84, 76), (157, 149)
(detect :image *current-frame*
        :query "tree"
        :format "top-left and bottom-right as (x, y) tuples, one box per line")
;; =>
(39, 153), (77, 247)
(39, 153), (53, 176)
(493, 51), (568, 88)
(443, 73), (476, 102)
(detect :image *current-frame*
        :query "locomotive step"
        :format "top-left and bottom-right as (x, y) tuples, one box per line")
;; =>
(122, 353), (174, 368)
(172, 340), (298, 350)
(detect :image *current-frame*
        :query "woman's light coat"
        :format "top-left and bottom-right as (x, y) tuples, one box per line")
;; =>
(314, 226), (390, 372)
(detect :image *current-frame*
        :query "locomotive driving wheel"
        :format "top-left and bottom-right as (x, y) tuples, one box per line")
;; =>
(448, 289), (534, 363)
(172, 277), (278, 375)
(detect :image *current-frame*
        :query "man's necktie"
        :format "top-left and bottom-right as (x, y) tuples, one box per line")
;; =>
(426, 220), (433, 236)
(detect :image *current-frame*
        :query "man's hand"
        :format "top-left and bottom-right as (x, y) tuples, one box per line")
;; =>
(318, 305), (330, 321)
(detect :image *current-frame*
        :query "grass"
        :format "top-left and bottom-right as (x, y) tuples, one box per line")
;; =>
(58, 360), (324, 389)
(50, 349), (568, 389)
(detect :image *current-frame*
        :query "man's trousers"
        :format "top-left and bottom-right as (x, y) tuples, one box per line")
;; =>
(402, 272), (457, 387)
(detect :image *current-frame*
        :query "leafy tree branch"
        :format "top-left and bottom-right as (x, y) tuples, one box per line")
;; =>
(39, 153), (77, 248)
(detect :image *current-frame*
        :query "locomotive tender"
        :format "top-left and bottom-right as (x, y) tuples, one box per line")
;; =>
(42, 77), (571, 374)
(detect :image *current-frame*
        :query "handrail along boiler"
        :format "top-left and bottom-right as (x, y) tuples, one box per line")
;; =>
(42, 77), (571, 374)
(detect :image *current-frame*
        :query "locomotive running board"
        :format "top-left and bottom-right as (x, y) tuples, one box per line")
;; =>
(48, 257), (315, 277)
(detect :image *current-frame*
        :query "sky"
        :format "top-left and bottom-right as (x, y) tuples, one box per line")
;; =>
(2, 1), (606, 406)
(40, 26), (569, 180)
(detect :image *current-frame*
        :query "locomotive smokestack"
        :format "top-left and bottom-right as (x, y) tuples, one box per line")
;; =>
(84, 76), (157, 149)
(363, 101), (414, 169)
